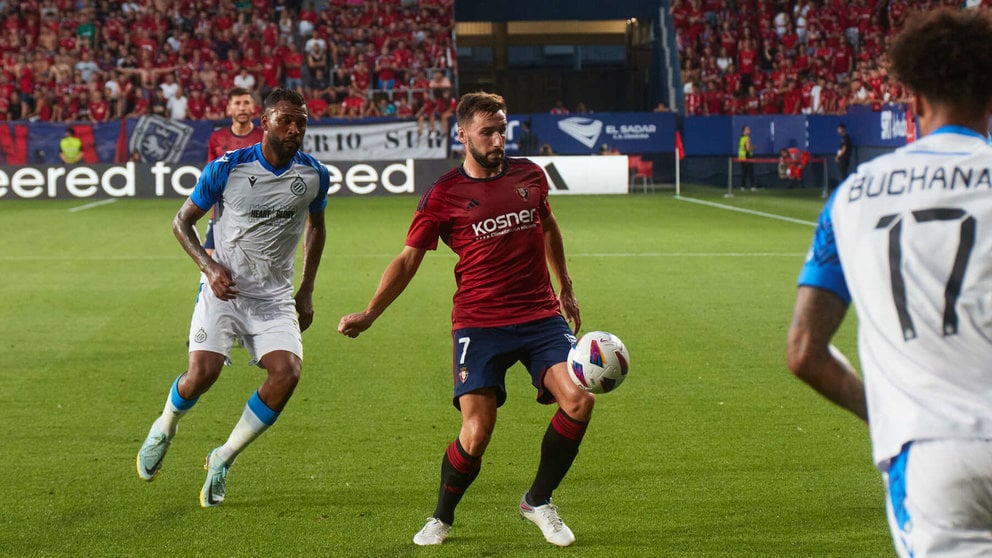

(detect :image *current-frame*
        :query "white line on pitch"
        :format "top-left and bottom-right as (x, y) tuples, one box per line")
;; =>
(572, 252), (805, 257)
(69, 199), (118, 212)
(676, 196), (817, 227)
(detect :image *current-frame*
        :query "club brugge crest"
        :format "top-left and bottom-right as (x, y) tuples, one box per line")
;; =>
(290, 176), (307, 196)
(128, 116), (194, 164)
(516, 186), (529, 200)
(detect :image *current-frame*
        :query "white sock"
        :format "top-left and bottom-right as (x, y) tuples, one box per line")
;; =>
(153, 374), (198, 437)
(214, 391), (279, 465)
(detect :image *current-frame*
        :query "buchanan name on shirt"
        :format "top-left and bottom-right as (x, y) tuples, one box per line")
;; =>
(847, 165), (992, 202)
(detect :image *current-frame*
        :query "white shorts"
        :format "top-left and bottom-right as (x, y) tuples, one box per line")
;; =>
(883, 439), (992, 558)
(188, 282), (302, 367)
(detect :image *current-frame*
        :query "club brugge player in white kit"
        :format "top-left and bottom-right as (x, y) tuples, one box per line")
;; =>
(137, 88), (329, 507)
(338, 92), (592, 547)
(787, 10), (992, 557)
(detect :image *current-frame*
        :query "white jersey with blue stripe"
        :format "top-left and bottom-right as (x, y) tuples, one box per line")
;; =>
(799, 126), (992, 468)
(191, 144), (330, 300)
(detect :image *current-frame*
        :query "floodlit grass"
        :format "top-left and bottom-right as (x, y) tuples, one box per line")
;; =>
(0, 185), (890, 557)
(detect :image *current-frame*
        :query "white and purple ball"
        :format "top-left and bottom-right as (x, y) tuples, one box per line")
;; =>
(567, 331), (630, 394)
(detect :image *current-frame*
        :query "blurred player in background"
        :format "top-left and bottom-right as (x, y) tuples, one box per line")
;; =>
(338, 91), (592, 547)
(787, 9), (992, 557)
(835, 123), (853, 182)
(137, 89), (329, 508)
(203, 87), (265, 255)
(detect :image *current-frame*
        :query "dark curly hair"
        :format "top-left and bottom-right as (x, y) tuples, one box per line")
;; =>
(263, 88), (306, 112)
(888, 8), (992, 120)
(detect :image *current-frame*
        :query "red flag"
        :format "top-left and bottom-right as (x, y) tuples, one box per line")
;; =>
(675, 130), (685, 160)
(905, 106), (917, 144)
(114, 117), (129, 163)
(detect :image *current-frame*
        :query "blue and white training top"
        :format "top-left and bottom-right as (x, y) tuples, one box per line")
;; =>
(799, 126), (992, 468)
(191, 144), (330, 300)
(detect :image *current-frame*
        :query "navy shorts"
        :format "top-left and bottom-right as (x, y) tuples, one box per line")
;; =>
(450, 315), (576, 409)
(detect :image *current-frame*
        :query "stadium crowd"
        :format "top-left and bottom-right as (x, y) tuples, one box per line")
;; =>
(0, 0), (455, 123)
(670, 0), (976, 115)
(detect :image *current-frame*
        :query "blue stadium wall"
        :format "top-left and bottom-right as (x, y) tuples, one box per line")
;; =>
(0, 105), (908, 193)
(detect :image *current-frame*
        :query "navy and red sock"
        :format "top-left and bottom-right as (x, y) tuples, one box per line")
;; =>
(432, 438), (481, 525)
(526, 408), (588, 505)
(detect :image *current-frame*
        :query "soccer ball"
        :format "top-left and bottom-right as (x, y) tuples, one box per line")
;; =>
(567, 331), (630, 394)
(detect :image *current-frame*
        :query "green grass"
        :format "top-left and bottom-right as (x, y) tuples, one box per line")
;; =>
(0, 185), (889, 557)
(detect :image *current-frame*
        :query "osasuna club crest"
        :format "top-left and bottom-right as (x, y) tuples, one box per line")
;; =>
(516, 186), (529, 200)
(291, 176), (307, 196)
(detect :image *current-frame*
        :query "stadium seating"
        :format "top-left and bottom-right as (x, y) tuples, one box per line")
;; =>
(1, 1), (456, 122)
(669, 0), (928, 115)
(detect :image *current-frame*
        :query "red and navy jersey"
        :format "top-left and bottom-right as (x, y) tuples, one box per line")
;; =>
(207, 126), (264, 162)
(406, 157), (561, 330)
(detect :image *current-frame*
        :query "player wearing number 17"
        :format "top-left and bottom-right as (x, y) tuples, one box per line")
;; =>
(338, 91), (592, 547)
(787, 9), (992, 558)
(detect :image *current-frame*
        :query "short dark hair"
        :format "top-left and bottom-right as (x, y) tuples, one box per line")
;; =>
(227, 87), (253, 100)
(889, 8), (992, 119)
(263, 88), (306, 112)
(456, 91), (506, 126)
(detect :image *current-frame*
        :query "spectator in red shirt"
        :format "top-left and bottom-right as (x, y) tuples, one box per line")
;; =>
(392, 38), (413, 82)
(283, 42), (305, 94)
(394, 95), (414, 119)
(52, 93), (79, 122)
(743, 85), (761, 114)
(760, 85), (781, 114)
(703, 86), (723, 115)
(305, 87), (330, 119)
(435, 88), (457, 132)
(416, 93), (437, 133)
(375, 46), (397, 92)
(28, 88), (54, 122)
(780, 22), (800, 56)
(350, 61), (373, 93)
(409, 69), (430, 105)
(830, 37), (853, 81)
(88, 89), (111, 122)
(340, 87), (367, 118)
(820, 81), (839, 114)
(204, 92), (225, 121)
(0, 94), (10, 122)
(780, 79), (802, 114)
(684, 82), (704, 116)
(724, 92), (743, 115)
(723, 62), (742, 98)
(257, 45), (282, 97)
(186, 88), (207, 120)
(737, 38), (758, 77)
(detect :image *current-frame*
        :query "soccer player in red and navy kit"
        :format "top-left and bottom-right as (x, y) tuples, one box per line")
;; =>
(338, 91), (592, 548)
(203, 87), (264, 255)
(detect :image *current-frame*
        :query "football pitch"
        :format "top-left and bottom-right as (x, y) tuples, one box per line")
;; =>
(0, 186), (890, 557)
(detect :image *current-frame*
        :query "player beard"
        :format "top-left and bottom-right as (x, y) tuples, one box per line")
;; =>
(467, 140), (504, 170)
(266, 135), (301, 161)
